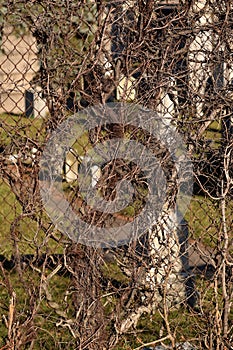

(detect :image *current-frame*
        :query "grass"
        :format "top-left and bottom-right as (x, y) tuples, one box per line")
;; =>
(203, 119), (222, 148)
(112, 307), (206, 350)
(0, 187), (231, 349)
(0, 269), (220, 350)
(185, 195), (220, 246)
(0, 113), (46, 148)
(0, 112), (92, 257)
(0, 113), (232, 349)
(185, 194), (233, 247)
(0, 178), (65, 258)
(0, 268), (74, 349)
(0, 179), (21, 257)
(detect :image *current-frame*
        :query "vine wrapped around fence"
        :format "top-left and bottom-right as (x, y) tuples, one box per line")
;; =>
(0, 1), (232, 349)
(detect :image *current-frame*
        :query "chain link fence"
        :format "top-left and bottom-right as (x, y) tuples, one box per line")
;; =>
(0, 1), (232, 349)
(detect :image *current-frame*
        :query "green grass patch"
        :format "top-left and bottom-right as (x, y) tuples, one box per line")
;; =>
(185, 195), (221, 246)
(202, 119), (222, 149)
(0, 269), (73, 349)
(185, 195), (232, 247)
(0, 113), (46, 148)
(0, 178), (64, 257)
(0, 179), (21, 257)
(0, 112), (232, 349)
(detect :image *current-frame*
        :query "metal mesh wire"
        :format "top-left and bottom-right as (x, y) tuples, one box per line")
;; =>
(0, 1), (232, 349)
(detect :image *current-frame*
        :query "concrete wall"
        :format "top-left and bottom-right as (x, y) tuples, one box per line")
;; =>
(0, 26), (39, 114)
